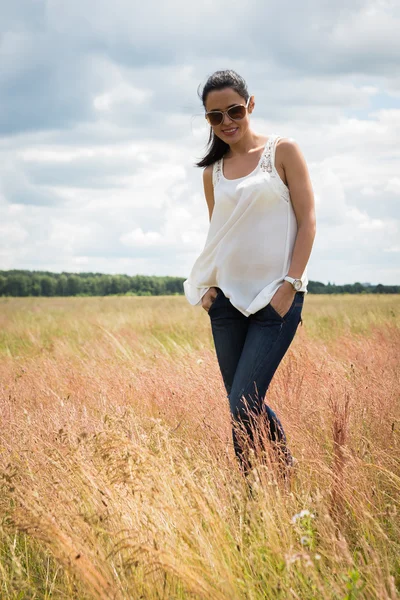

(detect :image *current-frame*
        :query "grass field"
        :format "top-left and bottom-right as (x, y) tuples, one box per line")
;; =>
(0, 294), (399, 599)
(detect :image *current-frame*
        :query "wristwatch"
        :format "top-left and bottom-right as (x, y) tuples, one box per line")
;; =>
(284, 276), (302, 291)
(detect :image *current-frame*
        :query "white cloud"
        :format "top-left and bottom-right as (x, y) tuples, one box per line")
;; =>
(385, 178), (400, 194)
(0, 0), (399, 284)
(120, 228), (163, 247)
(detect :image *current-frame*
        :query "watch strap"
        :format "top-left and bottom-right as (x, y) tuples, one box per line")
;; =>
(284, 276), (302, 290)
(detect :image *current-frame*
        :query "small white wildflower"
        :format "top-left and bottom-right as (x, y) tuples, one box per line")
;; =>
(300, 536), (310, 546)
(305, 555), (313, 568)
(315, 554), (321, 560)
(285, 552), (301, 566)
(291, 509), (315, 524)
(285, 552), (313, 569)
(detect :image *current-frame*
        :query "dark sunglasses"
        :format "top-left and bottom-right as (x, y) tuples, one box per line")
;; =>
(205, 97), (251, 127)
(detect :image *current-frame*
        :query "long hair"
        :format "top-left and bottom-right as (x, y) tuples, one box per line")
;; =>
(195, 70), (250, 168)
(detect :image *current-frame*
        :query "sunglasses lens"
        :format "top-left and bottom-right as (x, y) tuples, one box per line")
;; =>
(206, 103), (248, 126)
(227, 105), (246, 120)
(207, 112), (223, 126)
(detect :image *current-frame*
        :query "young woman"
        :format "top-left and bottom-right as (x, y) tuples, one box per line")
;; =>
(183, 70), (316, 483)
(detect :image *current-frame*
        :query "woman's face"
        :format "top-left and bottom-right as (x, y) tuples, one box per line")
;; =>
(204, 87), (254, 144)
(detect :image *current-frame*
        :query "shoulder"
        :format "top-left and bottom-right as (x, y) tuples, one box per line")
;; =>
(202, 165), (215, 219)
(203, 164), (213, 182)
(275, 136), (304, 164)
(275, 137), (311, 187)
(203, 165), (215, 196)
(275, 136), (299, 152)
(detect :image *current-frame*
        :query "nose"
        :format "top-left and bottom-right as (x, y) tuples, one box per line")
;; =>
(221, 112), (234, 126)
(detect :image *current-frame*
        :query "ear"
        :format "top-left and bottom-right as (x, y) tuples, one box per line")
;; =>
(248, 95), (255, 114)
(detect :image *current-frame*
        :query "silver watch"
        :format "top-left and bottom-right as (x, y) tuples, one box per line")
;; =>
(284, 276), (302, 291)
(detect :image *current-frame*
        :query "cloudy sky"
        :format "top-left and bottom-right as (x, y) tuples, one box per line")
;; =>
(1, 0), (399, 285)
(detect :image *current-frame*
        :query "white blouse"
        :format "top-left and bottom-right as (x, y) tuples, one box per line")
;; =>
(183, 134), (308, 317)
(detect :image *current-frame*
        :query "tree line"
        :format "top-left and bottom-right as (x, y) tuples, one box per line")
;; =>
(307, 281), (399, 294)
(0, 270), (398, 297)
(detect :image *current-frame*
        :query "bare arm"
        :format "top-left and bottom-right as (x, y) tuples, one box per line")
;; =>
(199, 165), (218, 311)
(270, 138), (316, 315)
(203, 165), (215, 223)
(279, 138), (316, 279)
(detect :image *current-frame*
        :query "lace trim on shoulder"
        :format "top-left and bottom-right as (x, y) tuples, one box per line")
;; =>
(213, 158), (223, 187)
(260, 136), (276, 173)
(260, 135), (290, 202)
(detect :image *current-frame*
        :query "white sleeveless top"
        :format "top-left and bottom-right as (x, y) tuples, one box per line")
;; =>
(183, 134), (308, 317)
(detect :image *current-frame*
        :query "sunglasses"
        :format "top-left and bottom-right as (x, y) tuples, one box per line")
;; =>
(205, 97), (251, 127)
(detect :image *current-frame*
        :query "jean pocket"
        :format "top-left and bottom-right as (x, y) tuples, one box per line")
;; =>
(207, 287), (222, 315)
(286, 293), (304, 319)
(267, 301), (285, 320)
(268, 292), (303, 321)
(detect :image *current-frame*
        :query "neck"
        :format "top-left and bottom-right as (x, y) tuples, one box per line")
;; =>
(227, 130), (266, 157)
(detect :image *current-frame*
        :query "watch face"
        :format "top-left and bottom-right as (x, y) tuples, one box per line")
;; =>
(294, 279), (302, 291)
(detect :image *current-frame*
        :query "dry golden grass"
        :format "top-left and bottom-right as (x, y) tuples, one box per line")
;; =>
(0, 294), (399, 599)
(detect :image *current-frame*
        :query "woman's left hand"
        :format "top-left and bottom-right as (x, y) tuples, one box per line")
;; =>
(269, 281), (296, 318)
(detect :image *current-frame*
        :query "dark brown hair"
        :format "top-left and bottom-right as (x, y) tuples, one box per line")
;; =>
(195, 70), (250, 168)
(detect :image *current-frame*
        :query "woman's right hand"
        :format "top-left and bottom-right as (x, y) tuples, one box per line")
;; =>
(201, 287), (219, 312)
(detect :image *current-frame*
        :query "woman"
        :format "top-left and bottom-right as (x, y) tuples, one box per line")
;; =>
(183, 70), (316, 484)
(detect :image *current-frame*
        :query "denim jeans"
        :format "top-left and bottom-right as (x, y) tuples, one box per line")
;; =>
(208, 287), (304, 476)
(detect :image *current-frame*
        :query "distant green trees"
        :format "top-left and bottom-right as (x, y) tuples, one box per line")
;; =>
(0, 270), (398, 297)
(306, 280), (400, 294)
(0, 271), (184, 297)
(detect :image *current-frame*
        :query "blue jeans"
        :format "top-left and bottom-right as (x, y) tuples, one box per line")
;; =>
(208, 288), (304, 476)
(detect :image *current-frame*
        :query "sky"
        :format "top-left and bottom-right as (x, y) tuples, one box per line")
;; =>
(0, 0), (399, 285)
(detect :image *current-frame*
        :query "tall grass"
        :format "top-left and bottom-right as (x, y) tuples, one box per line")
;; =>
(0, 294), (399, 599)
